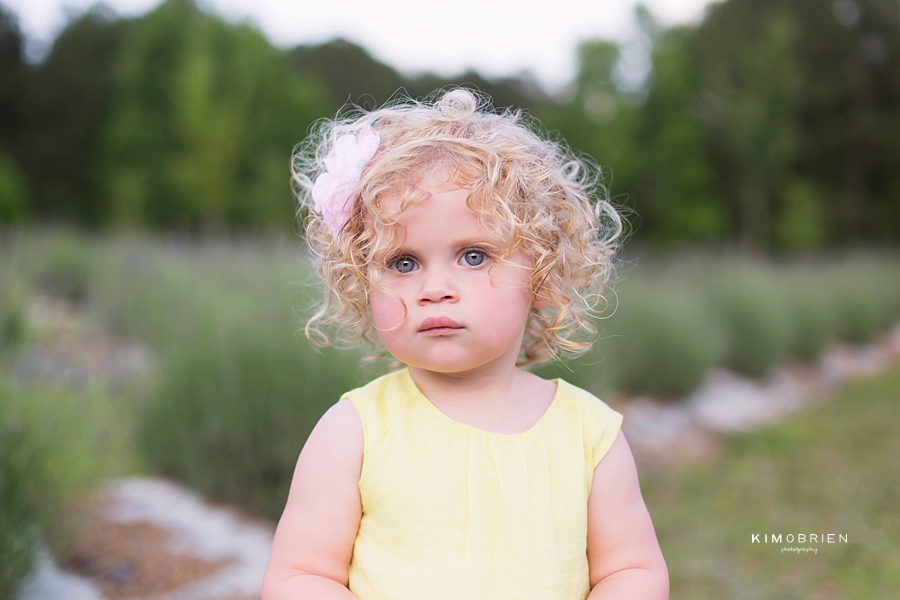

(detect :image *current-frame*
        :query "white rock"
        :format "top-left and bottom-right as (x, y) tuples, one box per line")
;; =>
(19, 477), (275, 600)
(17, 543), (104, 600)
(104, 477), (274, 600)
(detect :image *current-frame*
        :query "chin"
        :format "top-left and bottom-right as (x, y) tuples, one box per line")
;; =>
(407, 361), (475, 375)
(413, 354), (512, 376)
(398, 353), (477, 374)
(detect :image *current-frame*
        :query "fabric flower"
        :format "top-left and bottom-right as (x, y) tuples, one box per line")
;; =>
(312, 125), (380, 235)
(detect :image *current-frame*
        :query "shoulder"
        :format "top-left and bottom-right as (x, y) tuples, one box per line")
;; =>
(554, 379), (624, 467)
(339, 368), (417, 448)
(302, 399), (364, 469)
(554, 379), (622, 425)
(264, 391), (364, 593)
(313, 399), (363, 443)
(340, 368), (411, 404)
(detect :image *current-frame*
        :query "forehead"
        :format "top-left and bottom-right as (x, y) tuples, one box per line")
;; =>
(377, 165), (486, 217)
(371, 182), (509, 257)
(364, 159), (525, 257)
(392, 182), (483, 237)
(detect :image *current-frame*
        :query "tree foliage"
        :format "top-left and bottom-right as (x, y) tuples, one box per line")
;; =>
(22, 5), (129, 226)
(0, 4), (26, 157)
(0, 0), (897, 248)
(98, 0), (329, 231)
(547, 0), (900, 252)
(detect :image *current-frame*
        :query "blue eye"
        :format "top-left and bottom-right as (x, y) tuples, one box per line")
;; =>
(461, 250), (487, 267)
(391, 256), (418, 274)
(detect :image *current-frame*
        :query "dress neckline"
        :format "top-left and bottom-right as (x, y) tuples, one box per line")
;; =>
(396, 368), (563, 437)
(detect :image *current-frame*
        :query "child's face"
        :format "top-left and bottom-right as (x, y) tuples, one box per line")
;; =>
(369, 173), (542, 377)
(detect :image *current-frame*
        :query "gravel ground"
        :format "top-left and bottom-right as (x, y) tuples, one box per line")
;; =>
(20, 478), (272, 600)
(13, 294), (900, 599)
(614, 323), (900, 464)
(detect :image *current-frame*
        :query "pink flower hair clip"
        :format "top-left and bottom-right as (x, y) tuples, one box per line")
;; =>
(312, 125), (380, 235)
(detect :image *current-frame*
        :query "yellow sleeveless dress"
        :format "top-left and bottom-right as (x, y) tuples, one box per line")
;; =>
(341, 368), (623, 600)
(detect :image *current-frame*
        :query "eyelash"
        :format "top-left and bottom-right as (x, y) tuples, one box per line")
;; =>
(460, 249), (488, 267)
(390, 256), (417, 274)
(387, 248), (491, 274)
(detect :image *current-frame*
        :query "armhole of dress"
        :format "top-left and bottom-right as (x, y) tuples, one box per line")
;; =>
(591, 410), (624, 469)
(338, 395), (368, 487)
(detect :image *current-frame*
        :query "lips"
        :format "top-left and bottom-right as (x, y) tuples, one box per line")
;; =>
(418, 316), (463, 332)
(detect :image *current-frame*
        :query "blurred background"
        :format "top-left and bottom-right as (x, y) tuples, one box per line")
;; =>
(1, 0), (899, 598)
(2, 0), (899, 247)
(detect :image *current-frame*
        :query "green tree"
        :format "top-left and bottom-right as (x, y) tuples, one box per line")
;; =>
(556, 28), (728, 248)
(287, 38), (408, 109)
(707, 15), (800, 253)
(623, 23), (729, 247)
(287, 37), (547, 114)
(100, 0), (329, 231)
(22, 6), (129, 226)
(693, 0), (900, 247)
(0, 153), (27, 225)
(0, 4), (27, 172)
(561, 0), (900, 251)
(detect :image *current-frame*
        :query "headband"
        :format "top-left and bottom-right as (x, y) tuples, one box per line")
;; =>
(311, 125), (380, 235)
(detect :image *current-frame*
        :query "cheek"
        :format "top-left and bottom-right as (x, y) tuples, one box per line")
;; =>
(370, 288), (408, 332)
(490, 252), (533, 290)
(473, 279), (534, 330)
(484, 260), (535, 314)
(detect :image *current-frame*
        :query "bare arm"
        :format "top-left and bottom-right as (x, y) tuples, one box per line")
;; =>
(261, 400), (364, 600)
(586, 432), (669, 599)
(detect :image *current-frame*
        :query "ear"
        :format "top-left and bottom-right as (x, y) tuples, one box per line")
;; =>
(532, 296), (548, 310)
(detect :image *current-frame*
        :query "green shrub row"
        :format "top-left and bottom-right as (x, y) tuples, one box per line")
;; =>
(122, 239), (897, 517)
(138, 321), (367, 519)
(0, 232), (139, 592)
(545, 252), (900, 396)
(28, 232), (374, 519)
(0, 393), (42, 599)
(0, 380), (127, 597)
(1, 229), (100, 354)
(0, 274), (27, 353)
(5, 230), (898, 521)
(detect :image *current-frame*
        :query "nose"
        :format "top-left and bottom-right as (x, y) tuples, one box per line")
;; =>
(417, 265), (458, 304)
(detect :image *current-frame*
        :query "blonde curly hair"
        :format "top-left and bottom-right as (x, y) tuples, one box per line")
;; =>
(293, 88), (622, 366)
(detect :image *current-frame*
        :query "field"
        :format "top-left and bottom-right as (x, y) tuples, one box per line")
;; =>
(646, 367), (900, 598)
(1, 229), (899, 597)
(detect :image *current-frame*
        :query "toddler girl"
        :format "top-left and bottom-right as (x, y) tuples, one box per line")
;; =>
(262, 89), (668, 599)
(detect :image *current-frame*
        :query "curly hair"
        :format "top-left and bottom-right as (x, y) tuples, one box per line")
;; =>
(293, 88), (623, 366)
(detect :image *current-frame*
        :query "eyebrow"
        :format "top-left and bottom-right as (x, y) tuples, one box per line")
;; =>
(452, 237), (500, 249)
(394, 237), (501, 255)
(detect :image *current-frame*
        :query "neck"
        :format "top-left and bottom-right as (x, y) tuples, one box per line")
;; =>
(404, 362), (557, 436)
(407, 364), (518, 407)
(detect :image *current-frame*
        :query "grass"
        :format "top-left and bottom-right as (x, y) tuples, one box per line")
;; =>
(1, 229), (898, 593)
(706, 263), (792, 378)
(0, 377), (134, 598)
(2, 229), (378, 520)
(0, 230), (140, 594)
(138, 319), (367, 518)
(555, 275), (723, 397)
(0, 271), (27, 353)
(643, 367), (900, 598)
(541, 251), (900, 396)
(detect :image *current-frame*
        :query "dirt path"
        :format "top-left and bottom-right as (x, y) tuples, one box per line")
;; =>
(21, 479), (272, 600)
(13, 294), (900, 599)
(617, 324), (900, 466)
